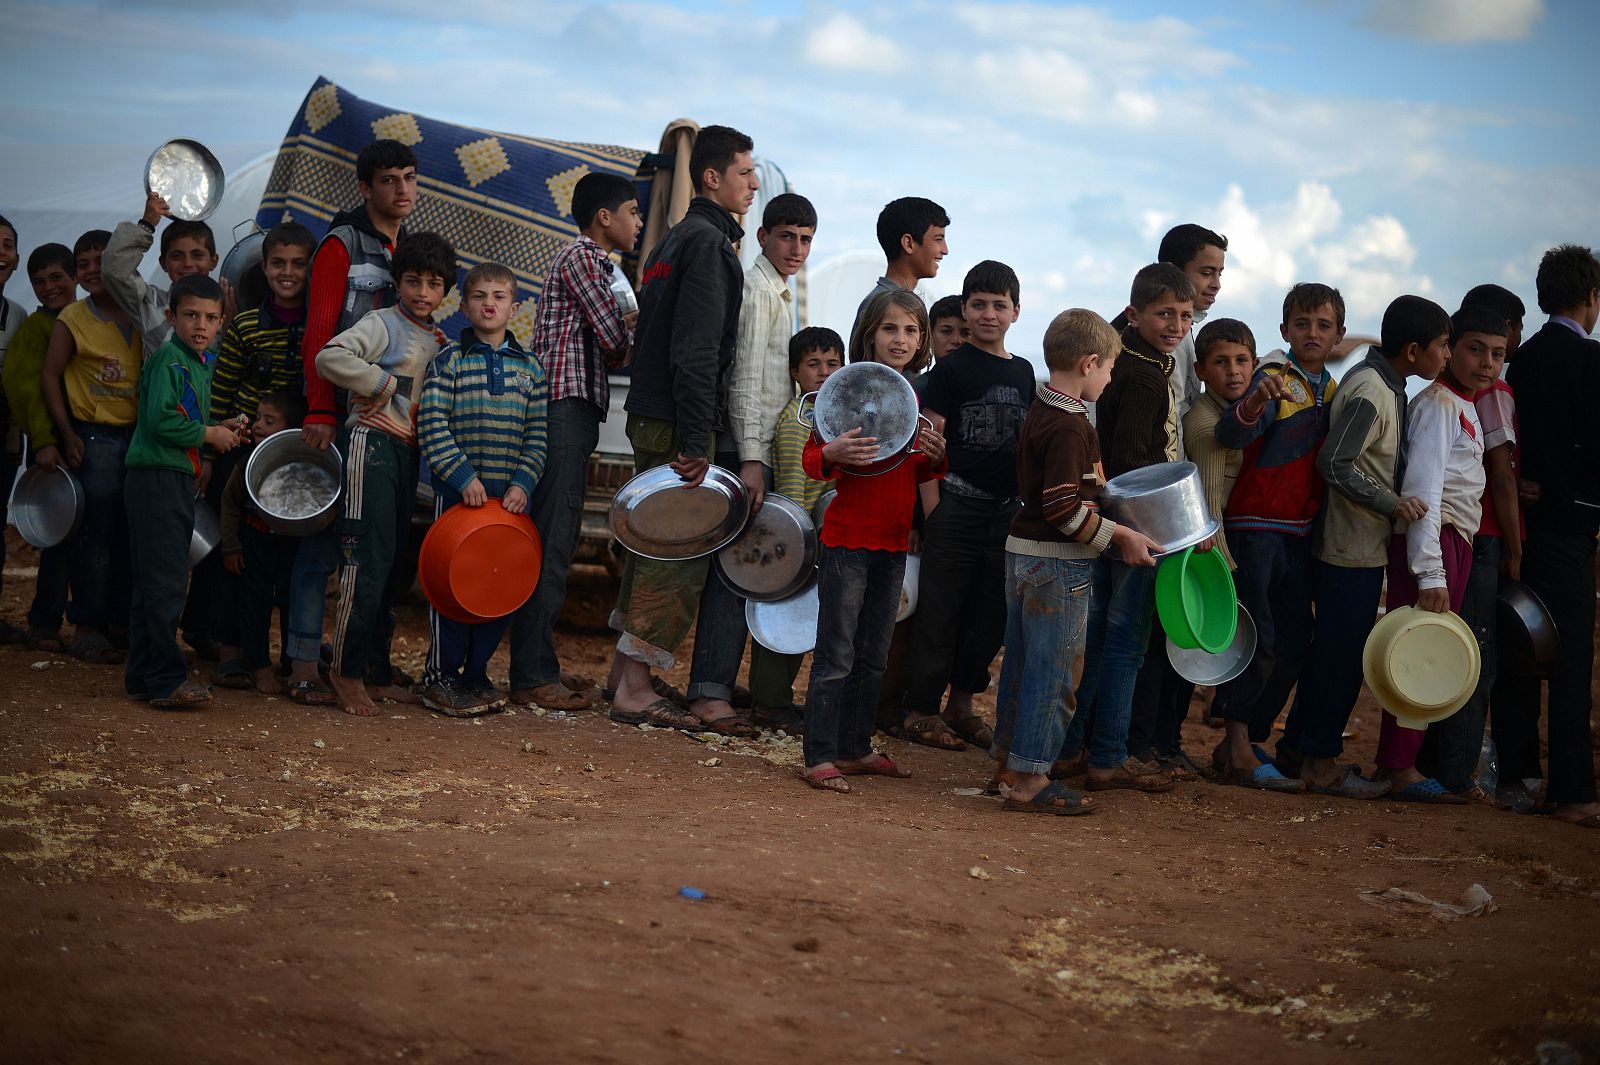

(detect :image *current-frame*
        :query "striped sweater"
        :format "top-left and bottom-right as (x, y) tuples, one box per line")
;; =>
(418, 330), (549, 499)
(770, 394), (827, 512)
(315, 306), (445, 445)
(211, 301), (306, 423)
(1006, 383), (1120, 559)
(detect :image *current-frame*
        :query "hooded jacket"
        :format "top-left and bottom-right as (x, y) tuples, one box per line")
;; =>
(622, 197), (745, 458)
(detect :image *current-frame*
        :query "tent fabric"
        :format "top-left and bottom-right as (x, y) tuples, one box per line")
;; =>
(256, 76), (649, 347)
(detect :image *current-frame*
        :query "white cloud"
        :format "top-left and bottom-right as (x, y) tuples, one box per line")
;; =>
(803, 13), (909, 73)
(1362, 0), (1545, 44)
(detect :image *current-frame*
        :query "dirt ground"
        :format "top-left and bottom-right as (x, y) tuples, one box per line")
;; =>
(2, 532), (1598, 1065)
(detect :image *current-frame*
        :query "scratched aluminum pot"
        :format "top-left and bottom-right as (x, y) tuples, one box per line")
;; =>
(801, 361), (932, 477)
(244, 429), (344, 536)
(144, 139), (225, 221)
(1099, 460), (1220, 557)
(715, 493), (818, 602)
(11, 464), (85, 549)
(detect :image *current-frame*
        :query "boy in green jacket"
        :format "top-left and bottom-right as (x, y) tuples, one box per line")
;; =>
(124, 275), (242, 707)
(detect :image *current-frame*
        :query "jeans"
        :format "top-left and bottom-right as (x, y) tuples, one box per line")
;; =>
(900, 493), (1015, 715)
(1495, 527), (1597, 804)
(66, 422), (132, 631)
(990, 553), (1091, 775)
(124, 468), (195, 699)
(1219, 530), (1314, 742)
(687, 446), (762, 702)
(287, 525), (337, 663)
(1061, 554), (1158, 770)
(238, 523), (298, 671)
(1281, 562), (1385, 760)
(1418, 536), (1500, 791)
(803, 546), (905, 768)
(509, 397), (601, 691)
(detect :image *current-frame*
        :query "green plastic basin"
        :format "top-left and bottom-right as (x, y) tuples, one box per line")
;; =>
(1155, 545), (1238, 654)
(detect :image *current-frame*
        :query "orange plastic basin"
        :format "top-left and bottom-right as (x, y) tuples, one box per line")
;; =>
(419, 499), (543, 623)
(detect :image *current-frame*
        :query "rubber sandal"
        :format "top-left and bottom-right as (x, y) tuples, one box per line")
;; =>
(890, 716), (967, 751)
(1087, 762), (1175, 792)
(149, 680), (212, 710)
(515, 683), (593, 712)
(944, 711), (995, 749)
(1306, 768), (1391, 800)
(560, 671), (596, 692)
(1227, 759), (1305, 793)
(802, 766), (850, 792)
(839, 753), (911, 778)
(26, 627), (65, 652)
(286, 678), (336, 706)
(693, 710), (760, 739)
(212, 659), (254, 690)
(1002, 780), (1096, 816)
(753, 704), (806, 734)
(1392, 778), (1469, 804)
(640, 698), (703, 731)
(70, 632), (125, 665)
(650, 676), (690, 709)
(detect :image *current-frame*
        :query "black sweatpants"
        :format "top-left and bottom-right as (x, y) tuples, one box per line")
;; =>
(124, 467), (196, 699)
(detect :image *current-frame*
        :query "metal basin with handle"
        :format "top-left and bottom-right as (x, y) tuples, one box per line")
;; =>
(1099, 461), (1220, 556)
(244, 429), (344, 536)
(11, 464), (85, 549)
(801, 361), (933, 477)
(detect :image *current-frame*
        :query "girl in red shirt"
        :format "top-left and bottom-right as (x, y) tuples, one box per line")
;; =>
(800, 289), (946, 791)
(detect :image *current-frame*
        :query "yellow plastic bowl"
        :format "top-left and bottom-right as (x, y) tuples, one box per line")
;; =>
(1362, 605), (1481, 729)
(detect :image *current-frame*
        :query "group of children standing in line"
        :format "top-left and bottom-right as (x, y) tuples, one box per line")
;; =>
(0, 126), (1596, 830)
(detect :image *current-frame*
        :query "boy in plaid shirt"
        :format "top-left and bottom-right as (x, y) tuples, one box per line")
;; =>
(510, 172), (640, 712)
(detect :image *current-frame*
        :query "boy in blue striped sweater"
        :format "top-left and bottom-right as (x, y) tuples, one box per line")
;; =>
(417, 263), (549, 715)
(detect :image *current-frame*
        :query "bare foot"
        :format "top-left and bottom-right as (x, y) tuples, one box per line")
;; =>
(329, 673), (380, 716)
(252, 667), (284, 695)
(372, 684), (422, 705)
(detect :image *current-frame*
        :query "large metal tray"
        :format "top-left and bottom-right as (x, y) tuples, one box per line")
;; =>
(715, 493), (817, 601)
(609, 463), (751, 561)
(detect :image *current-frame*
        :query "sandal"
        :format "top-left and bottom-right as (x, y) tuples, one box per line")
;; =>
(638, 697), (703, 731)
(1051, 753), (1088, 780)
(515, 683), (594, 712)
(753, 704), (806, 734)
(560, 671), (596, 692)
(1086, 760), (1175, 792)
(1003, 780), (1096, 816)
(1557, 813), (1600, 829)
(212, 659), (254, 690)
(70, 632), (125, 665)
(1391, 778), (1469, 804)
(890, 716), (967, 751)
(26, 627), (65, 652)
(692, 709), (760, 739)
(944, 711), (994, 749)
(1305, 768), (1391, 800)
(149, 679), (212, 710)
(802, 766), (850, 793)
(1225, 752), (1306, 793)
(650, 676), (690, 709)
(839, 753), (911, 778)
(286, 678), (337, 706)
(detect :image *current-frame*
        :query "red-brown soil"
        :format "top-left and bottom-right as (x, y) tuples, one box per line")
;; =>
(1, 533), (1597, 1064)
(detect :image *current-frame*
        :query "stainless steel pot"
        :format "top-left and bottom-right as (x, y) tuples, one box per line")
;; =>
(1497, 580), (1559, 678)
(746, 577), (819, 655)
(144, 139), (225, 222)
(189, 499), (221, 569)
(1166, 604), (1257, 686)
(219, 223), (269, 312)
(715, 494), (818, 602)
(802, 361), (933, 476)
(11, 464), (85, 549)
(244, 430), (344, 536)
(1100, 461), (1220, 556)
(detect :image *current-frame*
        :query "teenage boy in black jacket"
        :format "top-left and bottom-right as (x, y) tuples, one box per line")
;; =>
(607, 125), (760, 733)
(1501, 243), (1600, 830)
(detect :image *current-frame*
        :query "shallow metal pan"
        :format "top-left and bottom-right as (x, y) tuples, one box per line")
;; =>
(145, 139), (225, 222)
(609, 463), (751, 561)
(715, 493), (817, 602)
(746, 577), (820, 655)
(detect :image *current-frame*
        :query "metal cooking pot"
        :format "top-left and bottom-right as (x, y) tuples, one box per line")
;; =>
(802, 361), (933, 477)
(11, 464), (86, 549)
(220, 223), (269, 312)
(715, 494), (818, 602)
(189, 499), (221, 569)
(1166, 603), (1257, 686)
(1497, 580), (1559, 678)
(144, 138), (225, 222)
(1099, 461), (1220, 556)
(244, 429), (344, 536)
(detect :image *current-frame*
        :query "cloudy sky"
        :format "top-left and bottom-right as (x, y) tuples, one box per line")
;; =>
(5, 0), (1597, 361)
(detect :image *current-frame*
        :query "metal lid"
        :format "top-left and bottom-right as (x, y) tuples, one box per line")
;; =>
(715, 494), (817, 601)
(746, 579), (820, 655)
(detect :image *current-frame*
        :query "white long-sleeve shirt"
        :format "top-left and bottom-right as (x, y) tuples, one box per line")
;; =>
(1395, 378), (1485, 590)
(726, 254), (795, 463)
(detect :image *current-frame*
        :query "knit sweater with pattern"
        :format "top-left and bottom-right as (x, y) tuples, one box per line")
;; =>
(1007, 383), (1120, 559)
(314, 306), (445, 445)
(417, 330), (548, 499)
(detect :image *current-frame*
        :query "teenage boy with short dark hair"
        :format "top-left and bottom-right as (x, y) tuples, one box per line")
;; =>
(3, 242), (78, 647)
(1461, 283), (1526, 356)
(124, 275), (242, 707)
(315, 231), (455, 717)
(1502, 244), (1600, 829)
(1211, 282), (1344, 792)
(1056, 263), (1193, 793)
(688, 192), (819, 722)
(896, 260), (1034, 750)
(294, 139), (420, 701)
(854, 196), (948, 326)
(103, 192), (221, 357)
(510, 171), (641, 713)
(927, 295), (968, 366)
(40, 230), (142, 665)
(607, 125), (759, 732)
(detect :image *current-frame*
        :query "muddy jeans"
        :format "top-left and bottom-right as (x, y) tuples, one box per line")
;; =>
(990, 553), (1091, 775)
(611, 414), (716, 669)
(1060, 554), (1157, 770)
(803, 546), (905, 768)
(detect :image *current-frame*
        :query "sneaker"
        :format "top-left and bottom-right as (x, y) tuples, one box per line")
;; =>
(467, 679), (509, 712)
(1157, 750), (1205, 780)
(421, 679), (493, 717)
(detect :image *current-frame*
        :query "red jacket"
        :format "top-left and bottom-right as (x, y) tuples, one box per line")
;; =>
(803, 435), (944, 551)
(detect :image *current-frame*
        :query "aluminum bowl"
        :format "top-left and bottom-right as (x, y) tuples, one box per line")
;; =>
(144, 139), (225, 222)
(1166, 603), (1256, 686)
(244, 430), (344, 536)
(1497, 580), (1559, 678)
(746, 578), (820, 655)
(189, 499), (221, 569)
(11, 464), (85, 549)
(1100, 460), (1220, 556)
(609, 464), (750, 561)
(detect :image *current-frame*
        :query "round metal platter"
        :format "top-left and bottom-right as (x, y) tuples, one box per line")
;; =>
(811, 361), (920, 461)
(609, 464), (751, 561)
(144, 139), (225, 221)
(746, 579), (820, 655)
(715, 494), (817, 601)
